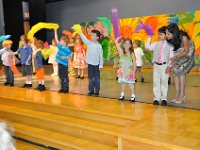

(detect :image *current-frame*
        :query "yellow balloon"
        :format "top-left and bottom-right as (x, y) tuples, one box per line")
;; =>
(27, 22), (59, 39)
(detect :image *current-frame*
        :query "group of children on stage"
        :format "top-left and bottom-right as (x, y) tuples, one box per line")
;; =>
(0, 24), (174, 106)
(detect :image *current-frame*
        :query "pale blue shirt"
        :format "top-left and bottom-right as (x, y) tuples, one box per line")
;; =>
(0, 48), (13, 66)
(80, 33), (103, 68)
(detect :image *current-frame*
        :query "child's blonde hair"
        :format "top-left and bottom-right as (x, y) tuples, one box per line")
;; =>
(35, 40), (44, 49)
(2, 40), (13, 48)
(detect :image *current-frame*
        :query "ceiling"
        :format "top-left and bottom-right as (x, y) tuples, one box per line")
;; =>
(45, 0), (65, 4)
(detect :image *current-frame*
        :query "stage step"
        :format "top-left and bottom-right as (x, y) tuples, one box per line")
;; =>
(0, 95), (138, 126)
(0, 104), (121, 147)
(16, 140), (46, 150)
(11, 121), (116, 150)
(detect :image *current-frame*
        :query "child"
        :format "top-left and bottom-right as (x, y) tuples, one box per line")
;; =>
(115, 37), (137, 101)
(72, 25), (103, 96)
(54, 28), (71, 93)
(48, 39), (58, 76)
(133, 40), (145, 82)
(73, 37), (87, 79)
(145, 26), (174, 106)
(11, 35), (33, 88)
(33, 40), (46, 91)
(0, 40), (14, 86)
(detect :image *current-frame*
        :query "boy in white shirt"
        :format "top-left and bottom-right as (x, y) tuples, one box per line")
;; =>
(133, 40), (145, 82)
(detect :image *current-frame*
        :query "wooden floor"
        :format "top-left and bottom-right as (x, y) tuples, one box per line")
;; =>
(0, 65), (200, 109)
(0, 86), (200, 150)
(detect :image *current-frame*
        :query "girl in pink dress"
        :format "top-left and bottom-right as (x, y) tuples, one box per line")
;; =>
(73, 38), (87, 79)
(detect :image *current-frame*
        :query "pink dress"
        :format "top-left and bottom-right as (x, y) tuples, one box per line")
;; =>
(73, 44), (87, 69)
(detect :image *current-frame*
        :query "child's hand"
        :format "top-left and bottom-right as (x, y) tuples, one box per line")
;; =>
(54, 28), (58, 32)
(25, 61), (29, 65)
(71, 24), (82, 35)
(99, 68), (102, 71)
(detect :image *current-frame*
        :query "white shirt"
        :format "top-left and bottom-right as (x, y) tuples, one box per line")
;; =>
(134, 47), (144, 66)
(80, 33), (103, 68)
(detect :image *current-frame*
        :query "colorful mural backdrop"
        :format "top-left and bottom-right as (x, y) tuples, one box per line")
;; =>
(73, 10), (200, 64)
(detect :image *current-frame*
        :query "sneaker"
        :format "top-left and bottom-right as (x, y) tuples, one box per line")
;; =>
(130, 96), (135, 102)
(94, 92), (99, 96)
(35, 84), (42, 91)
(119, 96), (125, 100)
(9, 83), (14, 87)
(153, 100), (159, 105)
(27, 84), (32, 88)
(22, 84), (28, 88)
(58, 89), (64, 93)
(80, 76), (84, 79)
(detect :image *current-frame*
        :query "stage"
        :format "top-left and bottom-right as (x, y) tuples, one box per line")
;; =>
(0, 65), (200, 109)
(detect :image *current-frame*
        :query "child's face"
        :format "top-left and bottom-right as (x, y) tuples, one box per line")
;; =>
(90, 33), (98, 41)
(20, 39), (26, 46)
(123, 41), (131, 50)
(133, 43), (138, 48)
(158, 32), (166, 41)
(166, 29), (173, 40)
(5, 44), (11, 49)
(60, 40), (67, 46)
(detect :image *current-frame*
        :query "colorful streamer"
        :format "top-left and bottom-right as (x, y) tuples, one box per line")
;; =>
(27, 22), (59, 39)
(111, 7), (120, 38)
(134, 20), (154, 36)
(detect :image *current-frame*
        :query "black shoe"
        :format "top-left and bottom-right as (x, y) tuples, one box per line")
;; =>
(22, 84), (28, 88)
(9, 83), (14, 87)
(94, 92), (99, 96)
(27, 84), (32, 88)
(88, 91), (94, 96)
(39, 85), (46, 91)
(63, 89), (69, 93)
(161, 100), (167, 106)
(141, 78), (144, 82)
(168, 77), (171, 84)
(35, 84), (42, 91)
(135, 79), (137, 82)
(58, 89), (64, 93)
(153, 100), (159, 105)
(80, 76), (84, 79)
(116, 76), (118, 80)
(75, 75), (81, 78)
(4, 82), (10, 86)
(119, 96), (125, 100)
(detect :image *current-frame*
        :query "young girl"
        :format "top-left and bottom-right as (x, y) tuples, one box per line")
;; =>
(33, 40), (46, 91)
(115, 37), (137, 101)
(48, 39), (58, 76)
(73, 37), (87, 79)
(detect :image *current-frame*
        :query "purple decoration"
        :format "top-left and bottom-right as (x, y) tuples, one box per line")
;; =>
(111, 7), (120, 38)
(134, 19), (154, 36)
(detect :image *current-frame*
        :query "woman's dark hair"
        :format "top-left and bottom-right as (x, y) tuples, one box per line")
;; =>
(166, 23), (190, 51)
(122, 38), (134, 55)
(91, 30), (101, 40)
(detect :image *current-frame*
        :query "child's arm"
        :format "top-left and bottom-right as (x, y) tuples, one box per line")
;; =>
(54, 28), (60, 44)
(79, 33), (90, 45)
(114, 37), (123, 56)
(25, 48), (32, 65)
(99, 45), (103, 70)
(145, 36), (156, 51)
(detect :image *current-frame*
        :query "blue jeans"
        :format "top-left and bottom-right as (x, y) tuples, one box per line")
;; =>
(58, 63), (69, 91)
(88, 64), (100, 93)
(4, 66), (14, 84)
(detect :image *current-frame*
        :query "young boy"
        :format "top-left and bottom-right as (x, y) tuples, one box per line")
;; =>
(0, 40), (14, 86)
(72, 24), (103, 96)
(11, 35), (33, 88)
(33, 40), (46, 91)
(54, 28), (71, 93)
(145, 26), (174, 106)
(133, 40), (145, 82)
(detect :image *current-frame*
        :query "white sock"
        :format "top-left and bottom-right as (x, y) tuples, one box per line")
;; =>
(121, 92), (125, 97)
(28, 81), (32, 84)
(26, 81), (29, 84)
(131, 94), (135, 98)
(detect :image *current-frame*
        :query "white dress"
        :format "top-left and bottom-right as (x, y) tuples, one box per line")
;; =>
(48, 45), (58, 64)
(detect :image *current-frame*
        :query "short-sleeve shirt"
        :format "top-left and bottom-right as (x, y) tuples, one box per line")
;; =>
(56, 44), (71, 66)
(17, 45), (32, 65)
(134, 47), (144, 67)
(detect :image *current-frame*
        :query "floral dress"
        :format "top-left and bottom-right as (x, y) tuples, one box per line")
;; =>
(73, 44), (87, 69)
(117, 54), (135, 84)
